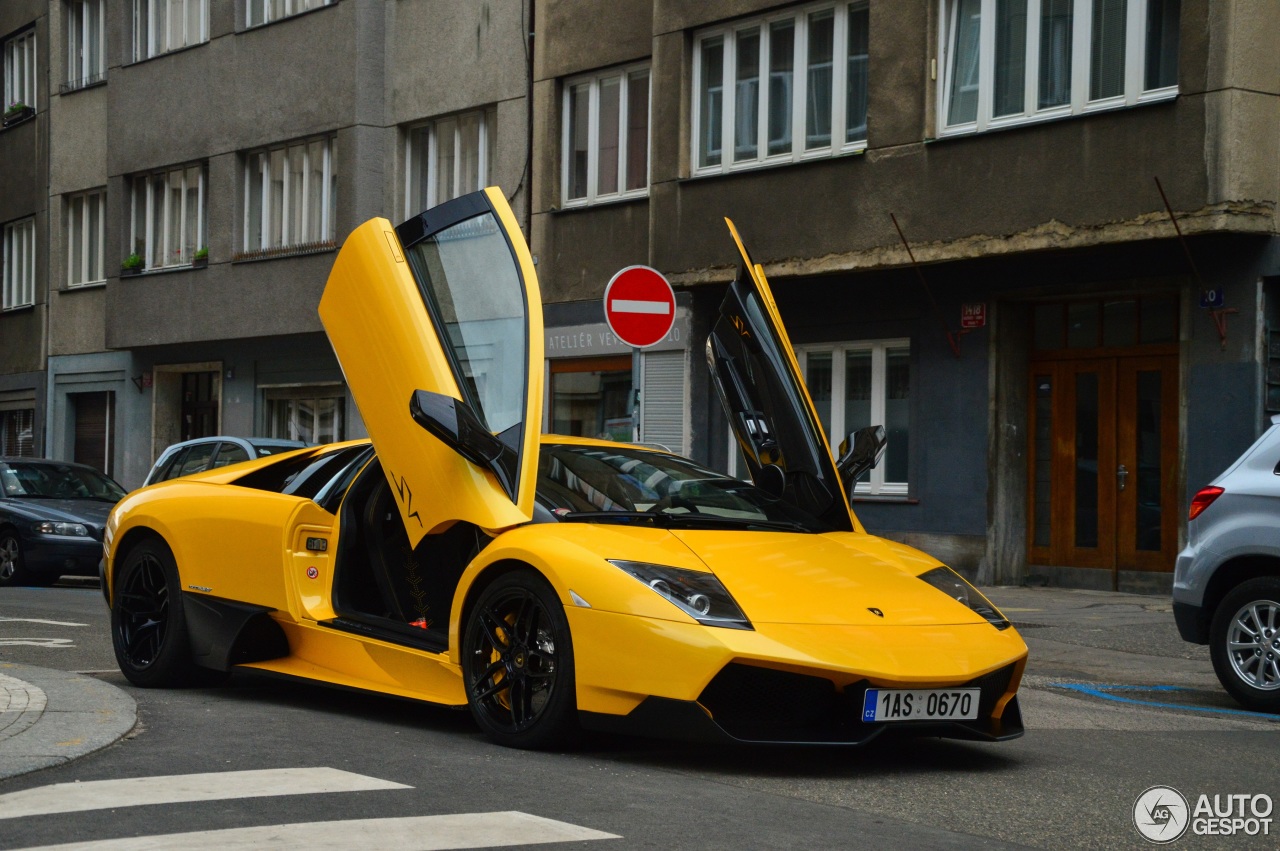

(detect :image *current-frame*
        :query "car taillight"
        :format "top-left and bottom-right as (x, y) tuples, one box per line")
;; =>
(1188, 486), (1224, 521)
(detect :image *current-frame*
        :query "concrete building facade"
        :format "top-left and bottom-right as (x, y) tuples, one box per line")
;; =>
(4, 0), (1277, 592)
(530, 0), (1280, 592)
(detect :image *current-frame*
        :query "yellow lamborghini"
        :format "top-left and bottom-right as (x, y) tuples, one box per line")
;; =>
(103, 188), (1026, 749)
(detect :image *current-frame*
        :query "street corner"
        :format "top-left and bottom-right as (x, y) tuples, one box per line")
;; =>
(0, 663), (137, 781)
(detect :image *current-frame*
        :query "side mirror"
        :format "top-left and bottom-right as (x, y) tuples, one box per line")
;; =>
(410, 390), (504, 467)
(836, 425), (887, 499)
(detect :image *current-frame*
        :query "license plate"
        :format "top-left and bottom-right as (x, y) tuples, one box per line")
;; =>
(861, 688), (981, 722)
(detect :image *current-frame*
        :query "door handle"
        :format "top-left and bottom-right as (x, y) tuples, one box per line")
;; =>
(1117, 464), (1128, 492)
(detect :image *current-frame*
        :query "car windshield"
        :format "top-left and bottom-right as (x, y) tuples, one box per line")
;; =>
(1, 463), (127, 501)
(537, 443), (831, 532)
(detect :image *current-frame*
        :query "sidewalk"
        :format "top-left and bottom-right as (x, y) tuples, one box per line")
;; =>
(0, 662), (136, 781)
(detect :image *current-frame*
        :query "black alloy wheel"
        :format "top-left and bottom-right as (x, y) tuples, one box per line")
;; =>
(1210, 576), (1280, 714)
(111, 539), (203, 687)
(462, 571), (577, 749)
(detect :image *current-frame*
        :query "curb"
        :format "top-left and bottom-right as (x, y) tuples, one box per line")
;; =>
(0, 663), (137, 781)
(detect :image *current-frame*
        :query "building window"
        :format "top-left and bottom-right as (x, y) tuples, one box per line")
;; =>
(939, 0), (1180, 135)
(265, 385), (345, 444)
(404, 109), (494, 217)
(2, 218), (36, 310)
(563, 65), (650, 205)
(246, 0), (333, 28)
(4, 29), (37, 116)
(132, 0), (209, 61)
(67, 189), (105, 287)
(0, 406), (35, 456)
(797, 340), (910, 496)
(65, 0), (105, 91)
(548, 356), (634, 441)
(692, 3), (867, 176)
(130, 163), (206, 270)
(242, 135), (337, 258)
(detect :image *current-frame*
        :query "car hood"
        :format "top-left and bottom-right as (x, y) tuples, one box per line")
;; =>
(2, 498), (114, 531)
(669, 529), (991, 627)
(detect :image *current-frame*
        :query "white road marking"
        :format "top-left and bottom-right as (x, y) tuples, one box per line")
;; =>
(610, 298), (670, 315)
(10, 812), (619, 850)
(0, 768), (410, 819)
(0, 639), (74, 648)
(0, 618), (87, 627)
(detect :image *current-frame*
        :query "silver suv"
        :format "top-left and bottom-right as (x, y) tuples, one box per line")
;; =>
(1174, 416), (1280, 713)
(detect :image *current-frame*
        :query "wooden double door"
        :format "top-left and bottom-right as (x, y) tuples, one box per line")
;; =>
(1027, 354), (1178, 581)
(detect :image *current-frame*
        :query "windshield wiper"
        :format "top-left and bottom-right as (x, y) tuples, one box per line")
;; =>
(558, 511), (815, 532)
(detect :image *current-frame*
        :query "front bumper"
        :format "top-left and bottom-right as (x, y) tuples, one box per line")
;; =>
(581, 662), (1025, 745)
(566, 607), (1027, 744)
(21, 534), (103, 578)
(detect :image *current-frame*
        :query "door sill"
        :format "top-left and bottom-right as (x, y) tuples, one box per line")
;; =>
(321, 615), (448, 654)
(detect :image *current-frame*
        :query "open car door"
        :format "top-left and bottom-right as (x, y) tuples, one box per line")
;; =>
(708, 219), (858, 533)
(319, 188), (543, 545)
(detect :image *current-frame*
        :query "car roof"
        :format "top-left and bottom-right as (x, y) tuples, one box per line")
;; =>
(159, 436), (306, 453)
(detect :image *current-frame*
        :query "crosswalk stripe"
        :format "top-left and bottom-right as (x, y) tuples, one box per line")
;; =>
(0, 768), (409, 819)
(10, 811), (620, 850)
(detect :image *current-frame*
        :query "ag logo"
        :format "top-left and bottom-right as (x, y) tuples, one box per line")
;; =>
(1134, 786), (1189, 843)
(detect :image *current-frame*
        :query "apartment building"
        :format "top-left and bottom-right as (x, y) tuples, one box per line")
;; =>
(2, 0), (531, 487)
(530, 0), (1280, 591)
(1, 1), (48, 460)
(4, 0), (1276, 592)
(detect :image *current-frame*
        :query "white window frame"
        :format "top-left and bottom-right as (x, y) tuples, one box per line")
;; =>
(242, 134), (337, 254)
(132, 0), (209, 62)
(246, 0), (334, 28)
(403, 109), (495, 218)
(937, 0), (1180, 137)
(66, 188), (106, 287)
(263, 384), (346, 444)
(65, 0), (106, 90)
(796, 339), (910, 496)
(691, 2), (867, 178)
(130, 163), (206, 270)
(561, 63), (651, 206)
(2, 218), (37, 310)
(4, 29), (37, 113)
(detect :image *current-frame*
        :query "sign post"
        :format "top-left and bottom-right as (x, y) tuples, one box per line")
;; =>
(603, 266), (676, 442)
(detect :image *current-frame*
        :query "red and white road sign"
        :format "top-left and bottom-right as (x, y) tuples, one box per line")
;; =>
(603, 265), (675, 348)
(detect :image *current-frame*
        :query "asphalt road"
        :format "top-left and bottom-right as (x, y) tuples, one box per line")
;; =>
(1, 584), (1278, 850)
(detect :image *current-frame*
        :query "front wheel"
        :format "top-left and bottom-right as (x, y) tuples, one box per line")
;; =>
(111, 539), (204, 687)
(1209, 577), (1280, 713)
(462, 571), (577, 749)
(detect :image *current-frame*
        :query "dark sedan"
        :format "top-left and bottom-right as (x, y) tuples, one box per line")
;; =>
(0, 458), (127, 586)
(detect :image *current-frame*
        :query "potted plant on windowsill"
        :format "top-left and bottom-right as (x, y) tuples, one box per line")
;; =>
(193, 247), (209, 268)
(121, 253), (144, 277)
(2, 101), (34, 127)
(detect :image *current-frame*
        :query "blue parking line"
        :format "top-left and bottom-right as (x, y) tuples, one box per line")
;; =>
(1051, 682), (1280, 719)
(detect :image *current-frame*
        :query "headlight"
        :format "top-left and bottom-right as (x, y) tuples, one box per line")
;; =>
(33, 521), (91, 537)
(608, 560), (752, 630)
(918, 566), (1010, 629)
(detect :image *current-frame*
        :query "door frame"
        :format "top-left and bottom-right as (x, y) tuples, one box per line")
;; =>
(1026, 343), (1179, 585)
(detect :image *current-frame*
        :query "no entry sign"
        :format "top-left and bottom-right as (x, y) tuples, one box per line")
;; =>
(603, 265), (675, 349)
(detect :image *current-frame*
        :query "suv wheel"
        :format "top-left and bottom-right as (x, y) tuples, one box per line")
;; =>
(1210, 577), (1280, 713)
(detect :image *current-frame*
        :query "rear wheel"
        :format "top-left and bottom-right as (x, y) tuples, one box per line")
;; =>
(462, 571), (577, 749)
(1210, 577), (1280, 713)
(111, 539), (204, 687)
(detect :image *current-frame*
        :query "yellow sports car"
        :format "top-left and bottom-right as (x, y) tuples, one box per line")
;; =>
(103, 188), (1026, 749)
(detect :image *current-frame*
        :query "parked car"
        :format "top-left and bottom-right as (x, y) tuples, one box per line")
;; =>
(0, 458), (127, 587)
(1174, 417), (1280, 713)
(102, 188), (1027, 749)
(143, 436), (307, 487)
